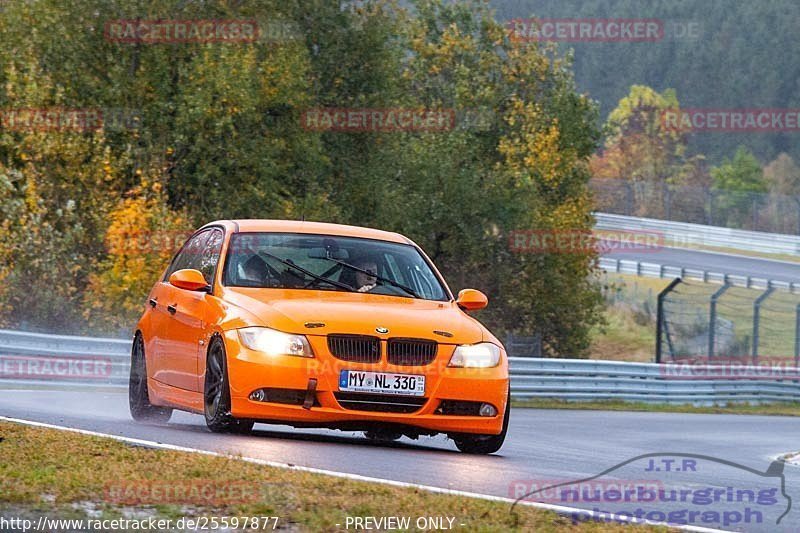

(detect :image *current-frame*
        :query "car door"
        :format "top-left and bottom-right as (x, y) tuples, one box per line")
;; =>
(168, 228), (225, 392)
(154, 229), (214, 391)
(147, 231), (210, 387)
(145, 278), (177, 385)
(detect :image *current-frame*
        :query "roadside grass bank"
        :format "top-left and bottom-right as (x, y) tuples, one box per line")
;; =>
(512, 398), (800, 416)
(0, 421), (665, 532)
(590, 275), (667, 362)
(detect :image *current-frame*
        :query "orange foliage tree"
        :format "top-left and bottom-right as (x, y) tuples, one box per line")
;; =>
(83, 178), (191, 335)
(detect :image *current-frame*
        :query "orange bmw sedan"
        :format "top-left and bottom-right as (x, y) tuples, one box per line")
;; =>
(129, 220), (510, 453)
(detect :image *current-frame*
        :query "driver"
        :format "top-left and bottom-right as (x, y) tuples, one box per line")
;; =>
(354, 259), (378, 293)
(241, 254), (268, 285)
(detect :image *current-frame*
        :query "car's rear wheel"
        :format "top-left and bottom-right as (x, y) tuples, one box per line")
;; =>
(129, 333), (172, 423)
(204, 336), (254, 434)
(452, 392), (510, 455)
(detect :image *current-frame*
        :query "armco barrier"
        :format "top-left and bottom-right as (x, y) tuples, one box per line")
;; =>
(594, 213), (800, 290)
(2, 329), (799, 405)
(0, 329), (130, 387)
(509, 358), (800, 405)
(597, 256), (800, 293)
(595, 212), (800, 256)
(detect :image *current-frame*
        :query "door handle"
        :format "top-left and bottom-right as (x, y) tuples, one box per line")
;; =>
(167, 304), (177, 315)
(149, 298), (157, 308)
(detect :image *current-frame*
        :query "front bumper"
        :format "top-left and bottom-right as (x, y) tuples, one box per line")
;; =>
(223, 330), (509, 435)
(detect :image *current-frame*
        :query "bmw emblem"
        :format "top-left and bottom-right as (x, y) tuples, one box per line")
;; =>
(376, 326), (389, 334)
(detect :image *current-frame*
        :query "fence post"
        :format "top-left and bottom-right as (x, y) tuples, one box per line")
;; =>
(625, 181), (634, 216)
(533, 332), (542, 358)
(656, 277), (683, 363)
(752, 286), (774, 363)
(795, 197), (800, 236)
(795, 304), (800, 367)
(708, 282), (731, 359)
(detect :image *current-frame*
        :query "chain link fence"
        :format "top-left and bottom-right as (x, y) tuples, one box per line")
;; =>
(657, 278), (800, 364)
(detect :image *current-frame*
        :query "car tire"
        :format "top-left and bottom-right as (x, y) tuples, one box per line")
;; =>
(129, 333), (173, 423)
(452, 391), (510, 455)
(364, 429), (402, 442)
(204, 336), (255, 434)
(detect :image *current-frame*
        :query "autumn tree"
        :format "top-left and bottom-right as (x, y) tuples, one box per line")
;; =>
(710, 146), (766, 229)
(83, 174), (191, 334)
(0, 49), (125, 332)
(590, 85), (706, 218)
(373, 0), (603, 355)
(0, 0), (607, 354)
(764, 153), (800, 196)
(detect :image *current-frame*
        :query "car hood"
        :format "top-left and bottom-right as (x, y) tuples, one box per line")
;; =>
(220, 288), (485, 344)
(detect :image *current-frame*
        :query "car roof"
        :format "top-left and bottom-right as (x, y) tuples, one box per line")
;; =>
(203, 220), (414, 245)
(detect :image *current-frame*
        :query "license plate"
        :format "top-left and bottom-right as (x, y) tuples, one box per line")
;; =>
(339, 370), (425, 396)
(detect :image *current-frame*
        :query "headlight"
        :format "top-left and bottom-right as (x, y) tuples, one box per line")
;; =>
(237, 327), (314, 358)
(448, 342), (501, 368)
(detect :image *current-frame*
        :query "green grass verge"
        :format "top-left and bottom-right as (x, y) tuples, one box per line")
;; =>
(589, 305), (655, 362)
(512, 399), (800, 416)
(0, 421), (665, 532)
(590, 274), (668, 362)
(667, 241), (800, 265)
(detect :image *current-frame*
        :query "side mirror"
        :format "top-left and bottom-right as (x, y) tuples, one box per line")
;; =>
(456, 289), (488, 311)
(169, 269), (210, 292)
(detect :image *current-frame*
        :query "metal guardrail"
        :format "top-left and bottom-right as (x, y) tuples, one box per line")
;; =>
(598, 257), (800, 293)
(2, 329), (799, 405)
(0, 329), (131, 387)
(595, 212), (800, 256)
(509, 358), (800, 405)
(0, 328), (131, 356)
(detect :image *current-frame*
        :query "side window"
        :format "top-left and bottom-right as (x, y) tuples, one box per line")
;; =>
(165, 230), (211, 280)
(197, 229), (224, 284)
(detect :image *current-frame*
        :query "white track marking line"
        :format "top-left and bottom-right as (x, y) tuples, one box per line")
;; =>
(0, 415), (732, 533)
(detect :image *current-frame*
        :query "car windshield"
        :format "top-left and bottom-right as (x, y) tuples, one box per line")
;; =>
(223, 232), (449, 301)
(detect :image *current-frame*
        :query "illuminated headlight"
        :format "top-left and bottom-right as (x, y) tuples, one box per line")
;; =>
(448, 342), (501, 368)
(237, 327), (314, 358)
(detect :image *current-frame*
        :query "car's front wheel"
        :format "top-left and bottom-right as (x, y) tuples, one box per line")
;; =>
(452, 392), (510, 454)
(204, 336), (254, 434)
(129, 333), (172, 423)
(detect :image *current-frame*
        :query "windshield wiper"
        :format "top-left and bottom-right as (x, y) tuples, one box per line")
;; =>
(321, 256), (421, 299)
(259, 251), (356, 292)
